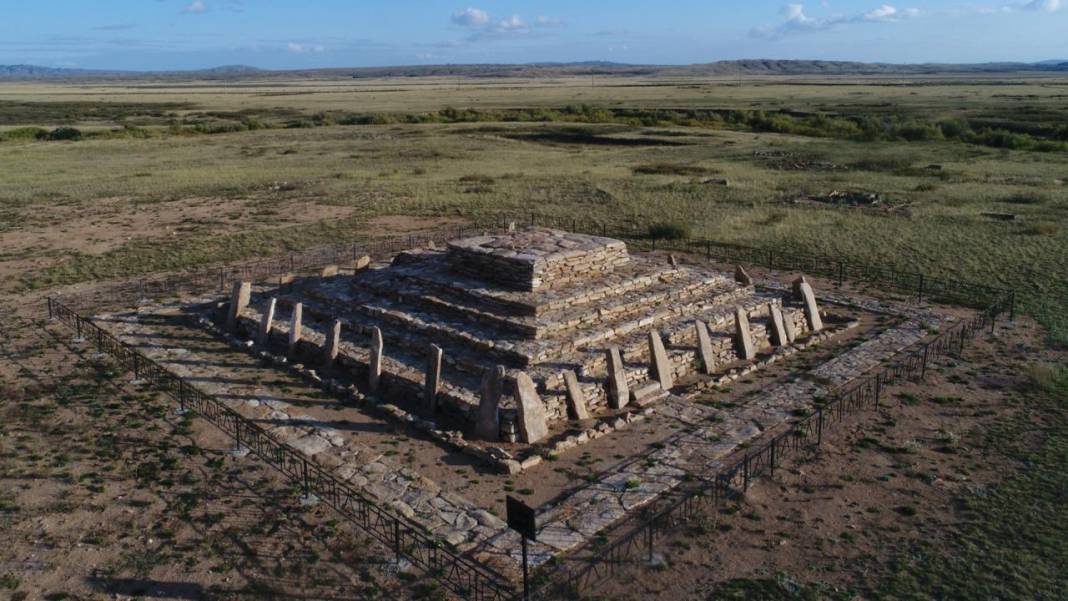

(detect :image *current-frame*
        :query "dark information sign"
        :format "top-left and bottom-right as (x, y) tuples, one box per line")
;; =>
(506, 495), (537, 541)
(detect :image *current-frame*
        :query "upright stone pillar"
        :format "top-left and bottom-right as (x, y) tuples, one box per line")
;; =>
(562, 370), (590, 420)
(694, 320), (716, 375)
(477, 366), (504, 441)
(605, 346), (630, 409)
(323, 319), (342, 365)
(798, 281), (824, 332)
(792, 275), (809, 301)
(257, 297), (277, 345)
(513, 373), (549, 444)
(735, 265), (753, 286)
(287, 303), (303, 354)
(768, 303), (788, 347)
(648, 330), (674, 389)
(226, 281), (251, 330)
(368, 326), (383, 393)
(734, 307), (756, 360)
(424, 344), (443, 413)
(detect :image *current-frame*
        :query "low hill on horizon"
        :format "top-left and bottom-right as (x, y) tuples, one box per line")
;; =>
(2, 59), (1067, 81)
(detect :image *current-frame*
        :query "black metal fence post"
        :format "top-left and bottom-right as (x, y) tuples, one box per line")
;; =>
(874, 372), (882, 410)
(921, 343), (930, 379)
(917, 274), (925, 303)
(816, 407), (824, 446)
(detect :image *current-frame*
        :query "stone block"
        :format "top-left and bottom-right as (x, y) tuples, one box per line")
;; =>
(320, 265), (339, 278)
(734, 306), (756, 360)
(513, 372), (549, 444)
(288, 303), (303, 354)
(323, 319), (342, 364)
(562, 370), (590, 420)
(257, 297), (276, 345)
(606, 346), (630, 409)
(477, 366), (504, 441)
(792, 275), (809, 301)
(631, 381), (665, 406)
(226, 281), (251, 330)
(352, 255), (371, 271)
(648, 330), (674, 389)
(368, 326), (383, 393)
(768, 303), (788, 347)
(799, 281), (824, 332)
(694, 320), (716, 375)
(424, 344), (443, 413)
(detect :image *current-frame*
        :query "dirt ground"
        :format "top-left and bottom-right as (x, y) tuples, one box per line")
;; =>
(0, 218), (1059, 601)
(590, 317), (1060, 600)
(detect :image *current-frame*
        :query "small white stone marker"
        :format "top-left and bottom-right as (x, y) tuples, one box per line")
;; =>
(648, 330), (674, 389)
(226, 281), (251, 330)
(323, 319), (342, 364)
(424, 344), (443, 413)
(368, 326), (383, 393)
(562, 370), (590, 420)
(605, 346), (630, 409)
(257, 297), (276, 345)
(694, 320), (716, 375)
(734, 306), (756, 360)
(477, 365), (504, 441)
(514, 372), (549, 444)
(288, 302), (303, 354)
(768, 303), (788, 347)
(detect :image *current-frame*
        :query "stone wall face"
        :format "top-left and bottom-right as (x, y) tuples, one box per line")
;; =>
(447, 229), (629, 291)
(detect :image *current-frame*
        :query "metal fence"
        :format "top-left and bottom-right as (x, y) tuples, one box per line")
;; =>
(528, 279), (1011, 599)
(46, 217), (1019, 601)
(45, 297), (517, 601)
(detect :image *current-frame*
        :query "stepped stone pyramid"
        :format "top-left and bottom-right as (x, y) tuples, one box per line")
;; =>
(232, 228), (815, 443)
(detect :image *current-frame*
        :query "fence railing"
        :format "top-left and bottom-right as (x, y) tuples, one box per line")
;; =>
(528, 280), (1011, 599)
(47, 217), (1019, 601)
(45, 297), (517, 601)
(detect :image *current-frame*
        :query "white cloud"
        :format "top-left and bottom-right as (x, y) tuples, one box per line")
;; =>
(451, 7), (490, 28)
(182, 1), (208, 14)
(493, 15), (529, 34)
(287, 42), (325, 54)
(752, 3), (919, 38)
(1024, 0), (1062, 11)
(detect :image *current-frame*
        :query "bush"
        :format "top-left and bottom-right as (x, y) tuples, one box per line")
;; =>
(632, 163), (710, 176)
(47, 127), (82, 141)
(1022, 222), (1061, 236)
(647, 221), (691, 240)
(1002, 193), (1046, 205)
(0, 127), (49, 142)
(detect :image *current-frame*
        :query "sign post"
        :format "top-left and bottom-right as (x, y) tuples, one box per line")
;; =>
(506, 495), (537, 601)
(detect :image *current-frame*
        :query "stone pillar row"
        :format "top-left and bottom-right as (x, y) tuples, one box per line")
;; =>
(226, 273), (825, 447)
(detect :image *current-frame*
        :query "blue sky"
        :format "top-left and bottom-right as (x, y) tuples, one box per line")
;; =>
(2, 0), (1065, 70)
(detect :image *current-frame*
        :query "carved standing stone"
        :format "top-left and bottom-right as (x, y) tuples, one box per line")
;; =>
(226, 281), (251, 330)
(513, 372), (549, 444)
(477, 366), (504, 441)
(648, 330), (674, 389)
(257, 297), (277, 345)
(368, 326), (383, 393)
(323, 319), (342, 364)
(694, 320), (716, 375)
(320, 265), (339, 278)
(424, 344), (443, 413)
(734, 307), (756, 360)
(605, 346), (630, 409)
(288, 303), (303, 354)
(798, 281), (824, 332)
(792, 275), (809, 301)
(562, 370), (590, 420)
(735, 264), (753, 286)
(768, 303), (788, 347)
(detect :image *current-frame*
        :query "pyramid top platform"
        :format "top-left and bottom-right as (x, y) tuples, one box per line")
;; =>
(446, 228), (629, 291)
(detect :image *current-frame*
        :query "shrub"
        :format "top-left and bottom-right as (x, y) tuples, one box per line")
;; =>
(647, 221), (691, 240)
(1022, 221), (1061, 236)
(47, 127), (82, 141)
(632, 162), (709, 176)
(0, 127), (49, 141)
(1002, 193), (1046, 205)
